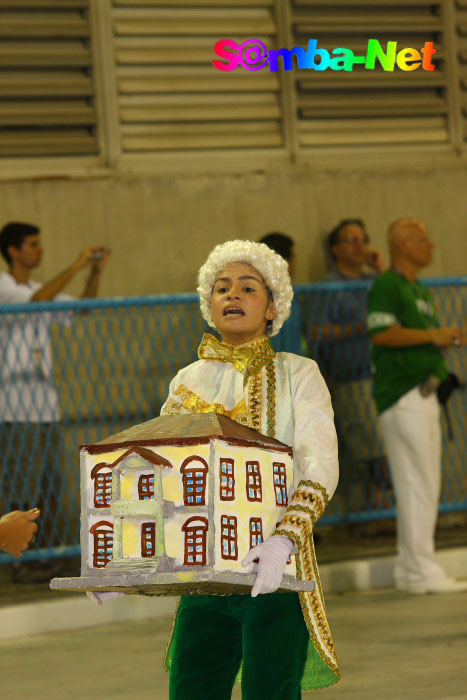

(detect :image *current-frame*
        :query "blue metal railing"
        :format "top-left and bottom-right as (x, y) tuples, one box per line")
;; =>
(0, 278), (465, 562)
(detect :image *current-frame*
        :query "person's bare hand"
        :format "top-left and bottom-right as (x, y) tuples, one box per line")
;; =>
(364, 248), (386, 273)
(0, 509), (40, 558)
(74, 246), (110, 271)
(90, 247), (111, 274)
(427, 327), (466, 348)
(73, 246), (97, 270)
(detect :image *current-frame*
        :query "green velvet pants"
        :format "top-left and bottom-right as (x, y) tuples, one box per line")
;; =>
(169, 592), (309, 700)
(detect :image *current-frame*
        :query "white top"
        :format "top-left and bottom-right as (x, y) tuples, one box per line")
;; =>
(161, 352), (339, 500)
(0, 272), (73, 422)
(161, 339), (341, 680)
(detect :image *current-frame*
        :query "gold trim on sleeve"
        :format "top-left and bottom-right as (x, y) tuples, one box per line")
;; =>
(275, 480), (338, 676)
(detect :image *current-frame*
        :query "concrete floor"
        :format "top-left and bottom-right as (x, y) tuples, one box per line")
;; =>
(1, 588), (466, 700)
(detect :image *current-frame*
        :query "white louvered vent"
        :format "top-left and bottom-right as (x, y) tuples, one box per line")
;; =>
(112, 0), (283, 153)
(289, 0), (447, 149)
(0, 0), (98, 158)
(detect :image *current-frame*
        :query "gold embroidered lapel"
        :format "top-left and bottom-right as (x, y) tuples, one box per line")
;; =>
(174, 384), (252, 427)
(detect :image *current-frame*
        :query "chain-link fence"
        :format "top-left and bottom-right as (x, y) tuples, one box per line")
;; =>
(0, 279), (465, 562)
(295, 279), (467, 524)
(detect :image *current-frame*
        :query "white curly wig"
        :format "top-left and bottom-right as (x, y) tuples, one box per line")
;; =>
(197, 240), (293, 337)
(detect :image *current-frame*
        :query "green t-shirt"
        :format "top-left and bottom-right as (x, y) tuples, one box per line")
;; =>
(368, 270), (448, 414)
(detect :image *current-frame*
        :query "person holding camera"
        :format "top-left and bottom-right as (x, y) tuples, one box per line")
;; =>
(0, 222), (110, 582)
(368, 217), (467, 594)
(311, 221), (390, 514)
(325, 219), (386, 282)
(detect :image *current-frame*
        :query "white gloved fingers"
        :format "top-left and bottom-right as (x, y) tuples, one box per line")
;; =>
(241, 544), (263, 567)
(252, 579), (276, 597)
(262, 566), (283, 595)
(250, 557), (285, 596)
(251, 568), (266, 597)
(86, 591), (102, 605)
(86, 591), (125, 606)
(252, 572), (280, 597)
(246, 535), (295, 597)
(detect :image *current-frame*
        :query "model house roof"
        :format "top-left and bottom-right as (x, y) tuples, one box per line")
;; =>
(83, 413), (291, 455)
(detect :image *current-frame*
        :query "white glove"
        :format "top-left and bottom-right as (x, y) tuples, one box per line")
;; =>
(242, 535), (295, 597)
(86, 591), (125, 606)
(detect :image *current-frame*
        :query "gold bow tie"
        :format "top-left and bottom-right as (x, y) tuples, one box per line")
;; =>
(198, 333), (255, 372)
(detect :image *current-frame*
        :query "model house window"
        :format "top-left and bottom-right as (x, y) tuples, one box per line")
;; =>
(181, 456), (208, 506)
(182, 517), (208, 565)
(221, 515), (238, 560)
(219, 458), (235, 501)
(90, 521), (113, 568)
(91, 463), (112, 508)
(249, 517), (264, 549)
(273, 463), (288, 506)
(138, 473), (155, 500)
(246, 461), (262, 502)
(141, 522), (156, 558)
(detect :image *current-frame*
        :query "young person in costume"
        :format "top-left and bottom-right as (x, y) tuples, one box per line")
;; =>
(161, 240), (340, 698)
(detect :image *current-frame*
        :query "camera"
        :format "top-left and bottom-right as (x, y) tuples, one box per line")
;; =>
(92, 248), (104, 261)
(437, 373), (462, 405)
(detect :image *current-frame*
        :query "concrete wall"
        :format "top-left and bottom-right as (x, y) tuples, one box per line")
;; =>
(1, 163), (466, 297)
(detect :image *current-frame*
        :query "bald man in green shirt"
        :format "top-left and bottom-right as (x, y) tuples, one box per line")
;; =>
(368, 218), (467, 594)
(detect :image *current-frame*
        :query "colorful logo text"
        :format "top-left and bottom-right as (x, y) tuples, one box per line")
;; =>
(212, 39), (436, 73)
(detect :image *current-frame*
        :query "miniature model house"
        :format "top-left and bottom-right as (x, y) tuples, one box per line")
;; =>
(52, 413), (314, 595)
